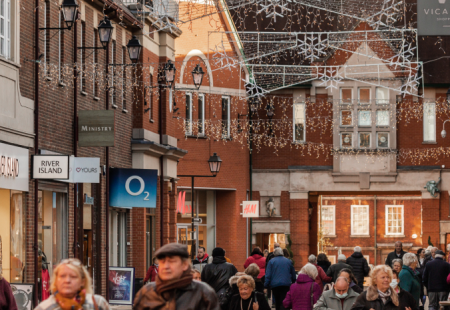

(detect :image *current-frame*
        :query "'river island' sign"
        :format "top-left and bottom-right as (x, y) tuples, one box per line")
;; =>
(32, 155), (70, 180)
(418, 0), (450, 35)
(78, 110), (115, 147)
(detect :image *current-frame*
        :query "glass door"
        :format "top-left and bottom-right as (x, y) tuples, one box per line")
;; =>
(177, 225), (196, 257)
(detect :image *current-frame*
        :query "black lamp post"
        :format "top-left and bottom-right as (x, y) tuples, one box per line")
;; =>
(98, 17), (114, 49)
(178, 153), (222, 259)
(61, 0), (79, 30)
(127, 35), (142, 63)
(164, 60), (176, 88)
(192, 64), (205, 90)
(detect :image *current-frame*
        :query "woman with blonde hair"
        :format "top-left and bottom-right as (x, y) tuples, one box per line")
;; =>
(351, 265), (417, 310)
(35, 258), (110, 310)
(228, 275), (270, 310)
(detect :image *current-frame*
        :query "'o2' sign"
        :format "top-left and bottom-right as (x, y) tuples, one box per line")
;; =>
(110, 168), (157, 208)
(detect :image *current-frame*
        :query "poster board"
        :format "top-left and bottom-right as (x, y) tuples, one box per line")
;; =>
(10, 283), (34, 310)
(108, 267), (135, 305)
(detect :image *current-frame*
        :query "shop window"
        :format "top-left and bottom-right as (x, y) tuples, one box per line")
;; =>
(222, 96), (230, 138)
(376, 110), (389, 126)
(424, 102), (436, 142)
(358, 88), (370, 104)
(341, 88), (352, 104)
(385, 205), (403, 236)
(359, 132), (371, 148)
(351, 205), (369, 236)
(198, 94), (205, 135)
(358, 110), (371, 126)
(340, 110), (352, 126)
(109, 209), (127, 267)
(185, 93), (192, 135)
(321, 205), (335, 236)
(377, 132), (389, 148)
(293, 103), (305, 142)
(376, 87), (389, 104)
(340, 132), (353, 148)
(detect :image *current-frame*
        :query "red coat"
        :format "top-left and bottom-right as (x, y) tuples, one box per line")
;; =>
(312, 263), (332, 291)
(144, 265), (158, 283)
(244, 254), (266, 278)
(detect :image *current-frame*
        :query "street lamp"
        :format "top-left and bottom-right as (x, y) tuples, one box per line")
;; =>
(61, 0), (79, 30)
(208, 153), (222, 176)
(164, 60), (176, 88)
(192, 64), (205, 90)
(126, 35), (142, 63)
(98, 17), (114, 49)
(442, 120), (450, 138)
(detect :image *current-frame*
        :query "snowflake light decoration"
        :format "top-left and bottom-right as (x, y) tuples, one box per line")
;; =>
(211, 42), (239, 71)
(298, 34), (328, 61)
(257, 0), (292, 22)
(367, 0), (404, 30)
(318, 67), (344, 90)
(243, 78), (268, 98)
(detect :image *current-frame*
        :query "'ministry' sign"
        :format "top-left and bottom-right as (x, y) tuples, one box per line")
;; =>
(78, 110), (115, 147)
(418, 0), (450, 35)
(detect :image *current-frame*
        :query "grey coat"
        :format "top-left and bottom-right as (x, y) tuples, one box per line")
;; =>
(313, 287), (359, 310)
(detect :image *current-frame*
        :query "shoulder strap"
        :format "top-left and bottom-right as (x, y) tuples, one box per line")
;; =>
(310, 282), (314, 307)
(92, 295), (99, 310)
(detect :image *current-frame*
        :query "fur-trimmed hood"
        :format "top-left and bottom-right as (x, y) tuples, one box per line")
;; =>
(229, 272), (246, 286)
(365, 286), (399, 306)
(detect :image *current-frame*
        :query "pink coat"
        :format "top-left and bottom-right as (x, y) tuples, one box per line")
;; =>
(283, 274), (321, 310)
(244, 254), (266, 278)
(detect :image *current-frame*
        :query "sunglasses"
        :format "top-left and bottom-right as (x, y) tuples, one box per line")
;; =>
(60, 258), (82, 266)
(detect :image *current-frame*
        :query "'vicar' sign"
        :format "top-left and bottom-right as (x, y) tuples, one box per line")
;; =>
(78, 110), (115, 147)
(418, 0), (450, 35)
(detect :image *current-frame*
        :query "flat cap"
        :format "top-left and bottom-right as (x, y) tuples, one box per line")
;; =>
(155, 243), (189, 259)
(435, 249), (445, 256)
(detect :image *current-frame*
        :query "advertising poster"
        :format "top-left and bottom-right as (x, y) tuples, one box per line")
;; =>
(10, 283), (33, 310)
(110, 168), (157, 208)
(108, 267), (135, 305)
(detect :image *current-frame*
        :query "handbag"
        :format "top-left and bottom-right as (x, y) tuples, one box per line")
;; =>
(92, 295), (99, 310)
(310, 283), (314, 307)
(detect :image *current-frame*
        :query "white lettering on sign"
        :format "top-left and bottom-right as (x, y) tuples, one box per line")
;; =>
(242, 201), (260, 218)
(0, 155), (19, 178)
(81, 126), (113, 132)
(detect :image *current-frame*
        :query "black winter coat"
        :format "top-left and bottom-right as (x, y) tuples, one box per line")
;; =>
(423, 257), (450, 292)
(228, 292), (271, 310)
(385, 250), (407, 268)
(326, 262), (353, 283)
(351, 287), (418, 310)
(346, 252), (370, 287)
(202, 256), (238, 296)
(317, 261), (332, 274)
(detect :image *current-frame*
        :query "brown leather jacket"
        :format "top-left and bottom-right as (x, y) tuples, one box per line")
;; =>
(133, 280), (221, 310)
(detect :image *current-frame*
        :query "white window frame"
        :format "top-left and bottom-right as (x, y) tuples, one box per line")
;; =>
(80, 21), (84, 92)
(351, 205), (370, 236)
(358, 110), (372, 127)
(43, 1), (47, 72)
(293, 103), (306, 142)
(340, 110), (353, 127)
(340, 88), (353, 104)
(186, 93), (192, 135)
(0, 0), (10, 59)
(358, 88), (371, 105)
(423, 102), (436, 142)
(321, 205), (336, 236)
(58, 11), (61, 81)
(328, 255), (336, 265)
(376, 110), (390, 127)
(198, 93), (205, 136)
(359, 132), (371, 149)
(111, 41), (117, 108)
(377, 132), (390, 149)
(340, 132), (353, 148)
(385, 205), (404, 236)
(376, 87), (390, 105)
(222, 96), (230, 139)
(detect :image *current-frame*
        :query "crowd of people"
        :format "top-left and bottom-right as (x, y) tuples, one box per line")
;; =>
(0, 240), (446, 309)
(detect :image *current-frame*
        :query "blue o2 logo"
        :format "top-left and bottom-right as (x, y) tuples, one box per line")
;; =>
(125, 176), (150, 200)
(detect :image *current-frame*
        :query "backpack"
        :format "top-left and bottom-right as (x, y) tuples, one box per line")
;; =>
(218, 286), (235, 310)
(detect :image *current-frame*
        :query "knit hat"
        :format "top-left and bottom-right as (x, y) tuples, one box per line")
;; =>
(155, 243), (189, 259)
(212, 247), (225, 257)
(435, 250), (445, 257)
(338, 254), (346, 261)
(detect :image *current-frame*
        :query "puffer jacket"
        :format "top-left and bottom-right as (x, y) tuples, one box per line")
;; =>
(326, 262), (353, 283)
(346, 252), (370, 287)
(283, 274), (321, 310)
(133, 280), (221, 310)
(264, 255), (297, 289)
(350, 286), (418, 310)
(201, 256), (238, 296)
(244, 254), (266, 278)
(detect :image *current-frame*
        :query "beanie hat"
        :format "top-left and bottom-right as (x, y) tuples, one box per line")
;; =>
(338, 254), (346, 261)
(212, 247), (225, 257)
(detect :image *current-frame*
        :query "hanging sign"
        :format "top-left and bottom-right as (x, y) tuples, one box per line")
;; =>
(0, 142), (29, 191)
(109, 168), (157, 208)
(418, 0), (450, 35)
(60, 157), (100, 183)
(78, 110), (115, 147)
(32, 155), (69, 180)
(242, 201), (260, 218)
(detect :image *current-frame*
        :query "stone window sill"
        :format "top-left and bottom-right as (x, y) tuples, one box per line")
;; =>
(384, 234), (405, 238)
(185, 135), (207, 139)
(350, 235), (371, 238)
(422, 141), (437, 145)
(324, 235), (337, 238)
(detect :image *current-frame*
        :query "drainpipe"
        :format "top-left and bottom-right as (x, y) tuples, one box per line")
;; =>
(105, 43), (110, 302)
(374, 195), (377, 265)
(249, 117), (253, 255)
(34, 1), (40, 306)
(159, 84), (164, 246)
(73, 12), (78, 260)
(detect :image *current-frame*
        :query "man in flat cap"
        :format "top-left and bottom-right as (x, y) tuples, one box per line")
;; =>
(133, 243), (220, 310)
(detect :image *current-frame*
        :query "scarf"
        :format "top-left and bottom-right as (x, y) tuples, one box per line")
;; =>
(378, 289), (391, 305)
(197, 253), (209, 263)
(55, 290), (86, 310)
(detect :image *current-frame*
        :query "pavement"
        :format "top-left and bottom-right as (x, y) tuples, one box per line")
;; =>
(111, 306), (132, 310)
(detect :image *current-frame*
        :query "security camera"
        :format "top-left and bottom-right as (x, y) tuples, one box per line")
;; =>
(442, 129), (447, 138)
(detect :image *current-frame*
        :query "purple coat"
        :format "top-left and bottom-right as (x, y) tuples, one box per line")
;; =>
(283, 274), (321, 310)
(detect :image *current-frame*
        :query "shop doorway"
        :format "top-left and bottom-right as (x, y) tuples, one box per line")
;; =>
(254, 233), (287, 252)
(177, 224), (195, 256)
(83, 231), (92, 275)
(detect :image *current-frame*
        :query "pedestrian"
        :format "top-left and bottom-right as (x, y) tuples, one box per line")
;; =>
(416, 248), (425, 268)
(264, 247), (296, 310)
(391, 270), (419, 310)
(327, 254), (353, 283)
(392, 258), (402, 274)
(244, 247), (266, 279)
(423, 249), (450, 310)
(35, 258), (110, 310)
(338, 268), (363, 294)
(265, 243), (280, 300)
(264, 249), (269, 258)
(415, 249), (426, 310)
(202, 247), (238, 309)
(245, 263), (265, 293)
(228, 272), (247, 297)
(0, 273), (17, 310)
(143, 257), (159, 283)
(193, 246), (210, 273)
(314, 276), (359, 310)
(350, 264), (417, 310)
(228, 275), (271, 310)
(430, 246), (438, 259)
(308, 254), (332, 291)
(193, 269), (202, 281)
(317, 253), (331, 274)
(134, 243), (220, 310)
(399, 253), (421, 307)
(283, 263), (321, 310)
(385, 241), (407, 268)
(346, 246), (370, 289)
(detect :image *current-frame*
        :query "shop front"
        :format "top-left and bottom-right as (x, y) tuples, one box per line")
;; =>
(0, 142), (29, 283)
